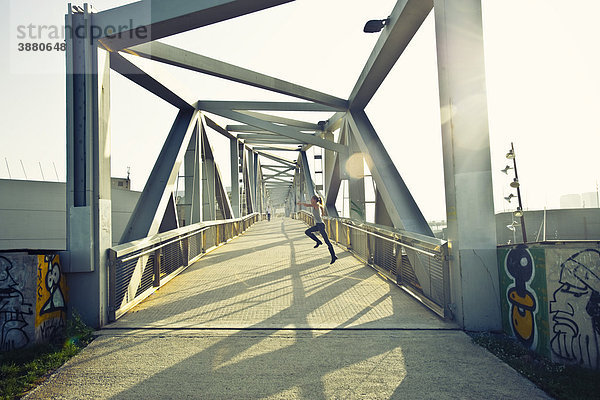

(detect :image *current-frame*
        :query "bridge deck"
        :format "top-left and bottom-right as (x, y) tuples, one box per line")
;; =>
(108, 218), (450, 330)
(25, 219), (550, 399)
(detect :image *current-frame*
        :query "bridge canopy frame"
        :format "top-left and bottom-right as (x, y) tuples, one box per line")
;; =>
(65, 0), (499, 331)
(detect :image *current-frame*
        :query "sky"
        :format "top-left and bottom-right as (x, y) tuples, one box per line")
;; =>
(1, 0), (599, 222)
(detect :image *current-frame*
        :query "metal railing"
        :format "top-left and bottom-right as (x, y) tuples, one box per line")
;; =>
(107, 213), (262, 321)
(295, 211), (452, 319)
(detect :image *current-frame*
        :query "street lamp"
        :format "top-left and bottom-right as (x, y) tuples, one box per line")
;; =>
(363, 18), (390, 33)
(504, 142), (527, 242)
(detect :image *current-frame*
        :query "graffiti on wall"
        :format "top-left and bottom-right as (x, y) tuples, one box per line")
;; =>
(504, 245), (539, 350)
(35, 255), (67, 342)
(0, 256), (33, 351)
(549, 249), (600, 369)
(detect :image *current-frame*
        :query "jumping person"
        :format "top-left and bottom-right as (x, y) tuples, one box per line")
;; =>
(297, 195), (338, 264)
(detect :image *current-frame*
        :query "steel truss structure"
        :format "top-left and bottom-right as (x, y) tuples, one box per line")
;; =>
(65, 0), (500, 331)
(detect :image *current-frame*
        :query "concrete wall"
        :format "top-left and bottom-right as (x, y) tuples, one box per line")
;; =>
(496, 208), (600, 244)
(0, 179), (141, 250)
(498, 242), (600, 369)
(0, 252), (67, 351)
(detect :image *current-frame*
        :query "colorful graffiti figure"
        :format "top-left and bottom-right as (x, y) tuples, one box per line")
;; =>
(505, 245), (538, 349)
(550, 249), (600, 369)
(39, 255), (66, 315)
(0, 256), (33, 351)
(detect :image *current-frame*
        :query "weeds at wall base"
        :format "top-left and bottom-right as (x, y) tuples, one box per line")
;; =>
(469, 332), (600, 400)
(0, 311), (95, 400)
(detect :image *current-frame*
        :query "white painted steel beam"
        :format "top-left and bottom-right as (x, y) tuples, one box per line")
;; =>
(347, 110), (432, 236)
(348, 0), (433, 110)
(197, 101), (342, 112)
(120, 109), (199, 243)
(110, 52), (192, 109)
(254, 151), (296, 167)
(95, 0), (294, 50)
(203, 115), (236, 140)
(237, 111), (319, 130)
(127, 41), (347, 108)
(201, 107), (347, 154)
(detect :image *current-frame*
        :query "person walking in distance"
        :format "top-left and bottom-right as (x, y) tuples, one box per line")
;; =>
(297, 195), (338, 264)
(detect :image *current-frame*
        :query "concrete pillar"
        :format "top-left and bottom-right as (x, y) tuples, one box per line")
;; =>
(65, 5), (111, 328)
(434, 0), (500, 330)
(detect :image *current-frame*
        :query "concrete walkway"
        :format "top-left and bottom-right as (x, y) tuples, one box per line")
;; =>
(25, 218), (551, 399)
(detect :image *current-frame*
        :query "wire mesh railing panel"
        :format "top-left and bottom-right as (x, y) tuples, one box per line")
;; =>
(109, 213), (261, 322)
(114, 255), (139, 308)
(135, 256), (155, 298)
(349, 227), (368, 261)
(372, 236), (398, 276)
(399, 253), (421, 291)
(162, 240), (183, 275)
(188, 231), (202, 261)
(297, 215), (450, 319)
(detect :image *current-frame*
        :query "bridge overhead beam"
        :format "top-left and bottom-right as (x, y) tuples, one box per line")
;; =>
(200, 107), (348, 154)
(95, 0), (294, 50)
(434, 0), (499, 330)
(349, 0), (433, 110)
(109, 52), (192, 110)
(197, 101), (342, 112)
(347, 110), (431, 236)
(128, 41), (347, 109)
(120, 109), (199, 243)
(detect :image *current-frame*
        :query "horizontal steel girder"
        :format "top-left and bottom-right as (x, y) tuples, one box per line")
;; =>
(201, 107), (348, 154)
(197, 101), (343, 112)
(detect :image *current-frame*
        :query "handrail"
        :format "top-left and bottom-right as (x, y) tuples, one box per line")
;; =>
(112, 213), (260, 258)
(107, 212), (262, 322)
(295, 210), (451, 319)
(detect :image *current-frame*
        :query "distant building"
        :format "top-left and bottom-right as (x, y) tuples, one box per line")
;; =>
(582, 191), (599, 208)
(560, 192), (600, 208)
(111, 177), (130, 190)
(560, 193), (582, 208)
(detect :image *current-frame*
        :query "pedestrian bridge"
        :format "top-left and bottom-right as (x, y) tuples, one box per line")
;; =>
(107, 218), (450, 331)
(64, 0), (501, 333)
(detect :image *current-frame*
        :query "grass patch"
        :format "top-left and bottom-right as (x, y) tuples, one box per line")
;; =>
(0, 312), (95, 400)
(470, 332), (600, 400)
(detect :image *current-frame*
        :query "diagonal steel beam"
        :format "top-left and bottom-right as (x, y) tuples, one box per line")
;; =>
(127, 41), (347, 109)
(203, 114), (236, 140)
(251, 145), (301, 152)
(96, 0), (294, 50)
(201, 107), (348, 154)
(237, 111), (320, 130)
(255, 151), (296, 167)
(349, 0), (433, 110)
(347, 110), (432, 236)
(110, 51), (192, 110)
(120, 109), (199, 243)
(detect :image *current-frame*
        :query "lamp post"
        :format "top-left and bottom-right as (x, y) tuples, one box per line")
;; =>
(505, 142), (527, 242)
